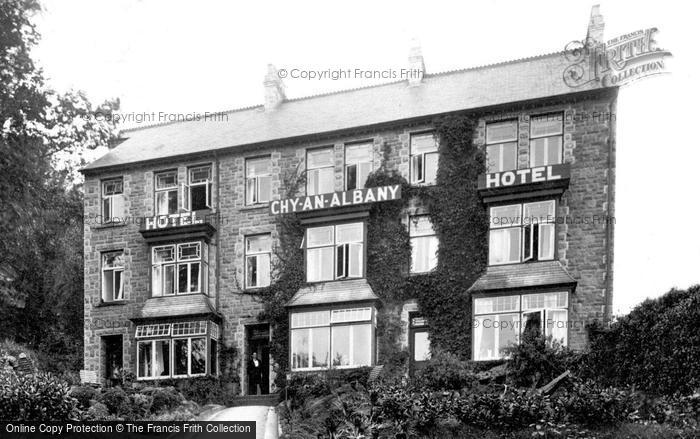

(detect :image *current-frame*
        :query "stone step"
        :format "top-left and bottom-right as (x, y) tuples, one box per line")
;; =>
(228, 393), (281, 407)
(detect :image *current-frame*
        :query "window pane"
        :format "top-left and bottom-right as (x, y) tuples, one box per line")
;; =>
(487, 120), (518, 144)
(257, 253), (271, 287)
(311, 327), (329, 368)
(357, 162), (371, 189)
(409, 216), (434, 237)
(529, 138), (547, 167)
(190, 338), (206, 374)
(103, 271), (114, 302)
(173, 339), (189, 375)
(411, 154), (423, 183)
(258, 175), (271, 202)
(336, 223), (363, 244)
(413, 331), (431, 361)
(151, 266), (162, 297)
(331, 325), (350, 366)
(474, 314), (518, 360)
(487, 142), (517, 173)
(247, 255), (258, 288)
(331, 308), (372, 323)
(307, 247), (334, 282)
(114, 271), (123, 300)
(539, 223), (555, 260)
(490, 205), (522, 228)
(348, 243), (363, 277)
(424, 152), (438, 185)
(530, 114), (563, 137)
(489, 228), (521, 264)
(102, 179), (123, 195)
(246, 178), (256, 204)
(308, 226), (333, 247)
(178, 264), (188, 293)
(154, 340), (170, 377)
(153, 246), (175, 263)
(353, 324), (372, 366)
(497, 314), (519, 355)
(189, 263), (200, 292)
(138, 342), (153, 378)
(247, 235), (271, 254)
(410, 133), (437, 154)
(474, 316), (495, 360)
(111, 194), (125, 218)
(178, 243), (201, 260)
(524, 201), (555, 224)
(307, 148), (334, 168)
(522, 292), (568, 310)
(411, 236), (437, 273)
(346, 164), (357, 190)
(156, 172), (177, 189)
(190, 185), (208, 210)
(291, 329), (309, 369)
(546, 310), (568, 345)
(210, 340), (218, 375)
(474, 295), (520, 314)
(546, 136), (563, 165)
(247, 157), (271, 177)
(164, 265), (175, 295)
(103, 252), (124, 268)
(189, 166), (211, 183)
(345, 143), (372, 164)
(291, 311), (330, 328)
(486, 144), (502, 173)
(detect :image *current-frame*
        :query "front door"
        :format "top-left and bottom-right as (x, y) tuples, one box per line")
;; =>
(246, 324), (270, 395)
(103, 335), (123, 386)
(408, 313), (431, 376)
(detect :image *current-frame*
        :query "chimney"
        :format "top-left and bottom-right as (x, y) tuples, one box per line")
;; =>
(407, 39), (425, 87)
(586, 5), (605, 46)
(263, 64), (286, 111)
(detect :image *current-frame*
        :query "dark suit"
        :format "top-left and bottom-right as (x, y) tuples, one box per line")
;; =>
(248, 358), (263, 395)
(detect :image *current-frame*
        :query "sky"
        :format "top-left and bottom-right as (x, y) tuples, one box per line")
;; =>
(32, 0), (698, 314)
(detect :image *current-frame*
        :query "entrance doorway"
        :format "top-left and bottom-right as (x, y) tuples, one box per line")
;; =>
(408, 313), (431, 376)
(245, 324), (270, 395)
(103, 335), (123, 386)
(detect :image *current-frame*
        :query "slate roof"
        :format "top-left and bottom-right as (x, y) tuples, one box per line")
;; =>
(468, 261), (576, 292)
(83, 51), (605, 172)
(136, 294), (218, 320)
(287, 278), (379, 308)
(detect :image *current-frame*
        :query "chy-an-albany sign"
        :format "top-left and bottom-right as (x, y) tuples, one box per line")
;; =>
(270, 185), (401, 214)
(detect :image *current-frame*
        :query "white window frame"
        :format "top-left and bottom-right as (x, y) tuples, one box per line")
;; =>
(306, 223), (364, 283)
(155, 170), (178, 216)
(101, 178), (125, 221)
(172, 336), (208, 378)
(410, 132), (438, 185)
(184, 165), (212, 211)
(488, 200), (556, 266)
(344, 142), (373, 190)
(136, 339), (172, 380)
(290, 308), (374, 372)
(409, 215), (438, 273)
(529, 113), (563, 167)
(473, 292), (569, 361)
(486, 120), (518, 173)
(245, 156), (272, 205)
(101, 251), (124, 302)
(306, 147), (335, 196)
(151, 241), (208, 296)
(245, 234), (272, 289)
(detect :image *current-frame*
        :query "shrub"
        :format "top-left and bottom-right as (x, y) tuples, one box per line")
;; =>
(150, 387), (182, 413)
(583, 285), (700, 395)
(98, 387), (129, 415)
(0, 369), (77, 420)
(84, 401), (110, 420)
(414, 350), (476, 390)
(70, 386), (98, 408)
(130, 393), (153, 417)
(505, 332), (578, 388)
(556, 380), (634, 426)
(173, 376), (235, 406)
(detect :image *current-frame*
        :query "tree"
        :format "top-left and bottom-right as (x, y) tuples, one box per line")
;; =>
(0, 0), (119, 370)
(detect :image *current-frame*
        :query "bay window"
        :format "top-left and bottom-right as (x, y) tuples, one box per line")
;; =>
(184, 165), (212, 211)
(246, 157), (272, 205)
(136, 321), (218, 380)
(151, 241), (208, 296)
(306, 223), (364, 282)
(290, 308), (374, 371)
(486, 120), (518, 173)
(245, 234), (271, 288)
(410, 132), (438, 185)
(489, 200), (555, 265)
(529, 114), (563, 167)
(345, 142), (373, 190)
(307, 147), (334, 195)
(409, 215), (438, 273)
(155, 171), (178, 216)
(473, 292), (569, 361)
(101, 178), (125, 221)
(101, 251), (124, 302)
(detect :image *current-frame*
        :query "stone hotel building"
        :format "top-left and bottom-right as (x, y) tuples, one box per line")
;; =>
(81, 9), (615, 392)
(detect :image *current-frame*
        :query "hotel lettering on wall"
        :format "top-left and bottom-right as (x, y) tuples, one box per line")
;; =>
(143, 211), (203, 230)
(270, 185), (401, 215)
(478, 164), (571, 189)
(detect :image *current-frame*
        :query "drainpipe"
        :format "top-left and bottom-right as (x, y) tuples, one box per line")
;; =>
(604, 94), (617, 322)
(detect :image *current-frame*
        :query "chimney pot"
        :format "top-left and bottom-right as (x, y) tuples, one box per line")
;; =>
(586, 5), (605, 46)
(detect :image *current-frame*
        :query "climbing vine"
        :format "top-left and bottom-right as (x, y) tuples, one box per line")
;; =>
(256, 113), (488, 382)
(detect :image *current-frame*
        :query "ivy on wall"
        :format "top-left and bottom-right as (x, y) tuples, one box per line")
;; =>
(255, 114), (488, 380)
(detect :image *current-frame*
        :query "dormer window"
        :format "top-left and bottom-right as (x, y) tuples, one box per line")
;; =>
(306, 222), (364, 282)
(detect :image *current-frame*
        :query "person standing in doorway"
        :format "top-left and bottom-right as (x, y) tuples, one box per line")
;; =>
(248, 352), (263, 395)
